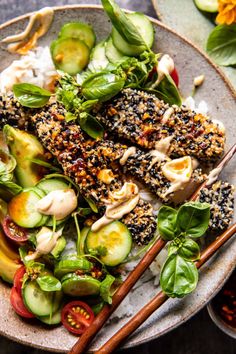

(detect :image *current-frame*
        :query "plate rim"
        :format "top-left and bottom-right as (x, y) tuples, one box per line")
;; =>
(0, 4), (235, 352)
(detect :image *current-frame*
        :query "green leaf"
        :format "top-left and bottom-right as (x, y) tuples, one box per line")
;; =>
(91, 301), (105, 315)
(176, 201), (210, 238)
(158, 206), (178, 240)
(26, 157), (62, 172)
(82, 72), (125, 102)
(84, 196), (98, 213)
(168, 241), (180, 256)
(89, 246), (108, 257)
(155, 74), (182, 106)
(76, 207), (92, 217)
(178, 239), (200, 261)
(101, 0), (146, 46)
(36, 274), (62, 292)
(100, 274), (116, 304)
(0, 179), (22, 195)
(13, 83), (51, 108)
(160, 253), (198, 298)
(206, 24), (236, 66)
(79, 113), (104, 139)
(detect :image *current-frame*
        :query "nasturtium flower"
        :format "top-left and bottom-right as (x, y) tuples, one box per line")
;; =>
(216, 0), (236, 25)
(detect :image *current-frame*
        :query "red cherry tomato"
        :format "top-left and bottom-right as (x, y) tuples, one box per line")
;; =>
(13, 266), (26, 294)
(61, 301), (95, 335)
(2, 216), (28, 244)
(10, 286), (35, 319)
(170, 67), (179, 87)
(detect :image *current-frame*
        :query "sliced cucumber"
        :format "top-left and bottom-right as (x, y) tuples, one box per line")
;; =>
(51, 38), (90, 75)
(61, 273), (101, 296)
(36, 178), (69, 195)
(54, 258), (93, 279)
(22, 281), (63, 317)
(8, 189), (44, 228)
(194, 0), (218, 12)
(112, 12), (154, 56)
(51, 237), (66, 259)
(86, 221), (132, 266)
(38, 306), (62, 325)
(105, 37), (126, 64)
(59, 22), (96, 49)
(89, 40), (109, 71)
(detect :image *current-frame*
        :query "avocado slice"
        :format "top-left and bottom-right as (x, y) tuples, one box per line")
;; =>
(0, 245), (21, 284)
(51, 237), (66, 259)
(3, 125), (46, 188)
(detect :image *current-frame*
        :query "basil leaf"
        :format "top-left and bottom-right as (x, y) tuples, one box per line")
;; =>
(13, 83), (51, 108)
(206, 24), (236, 66)
(176, 201), (210, 238)
(36, 274), (62, 292)
(160, 253), (198, 298)
(76, 207), (92, 217)
(158, 206), (178, 240)
(84, 196), (98, 213)
(79, 113), (104, 139)
(168, 241), (179, 256)
(0, 180), (22, 195)
(155, 74), (182, 106)
(82, 73), (125, 102)
(100, 274), (116, 304)
(101, 0), (146, 46)
(178, 239), (200, 261)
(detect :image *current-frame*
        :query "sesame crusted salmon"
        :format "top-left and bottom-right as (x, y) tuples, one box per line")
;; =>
(95, 88), (225, 162)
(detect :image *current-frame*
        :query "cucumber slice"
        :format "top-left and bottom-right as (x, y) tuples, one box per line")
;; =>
(51, 38), (90, 75)
(59, 22), (96, 49)
(86, 221), (132, 266)
(89, 40), (109, 71)
(194, 0), (218, 12)
(54, 258), (93, 279)
(22, 281), (63, 317)
(61, 274), (101, 296)
(23, 187), (49, 227)
(105, 37), (126, 64)
(112, 12), (154, 56)
(36, 178), (69, 194)
(38, 307), (62, 325)
(8, 189), (44, 228)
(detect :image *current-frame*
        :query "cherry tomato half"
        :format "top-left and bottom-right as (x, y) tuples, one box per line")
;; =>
(13, 266), (26, 295)
(10, 286), (35, 319)
(61, 301), (95, 335)
(170, 67), (179, 87)
(2, 216), (28, 244)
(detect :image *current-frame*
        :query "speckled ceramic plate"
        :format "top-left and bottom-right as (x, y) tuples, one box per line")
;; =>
(0, 5), (235, 353)
(151, 0), (236, 89)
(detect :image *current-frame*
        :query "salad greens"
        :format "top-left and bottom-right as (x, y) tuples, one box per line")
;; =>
(158, 202), (210, 298)
(13, 83), (51, 108)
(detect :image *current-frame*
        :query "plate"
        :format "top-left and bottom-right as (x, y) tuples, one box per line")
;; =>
(0, 5), (235, 352)
(151, 0), (236, 90)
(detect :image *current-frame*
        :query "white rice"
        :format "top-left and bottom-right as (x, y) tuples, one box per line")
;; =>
(0, 46), (57, 94)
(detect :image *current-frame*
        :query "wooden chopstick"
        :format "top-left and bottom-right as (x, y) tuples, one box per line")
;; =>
(68, 144), (236, 354)
(96, 222), (236, 354)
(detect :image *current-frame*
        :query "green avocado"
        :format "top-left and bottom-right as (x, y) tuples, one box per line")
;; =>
(51, 237), (66, 259)
(3, 125), (46, 188)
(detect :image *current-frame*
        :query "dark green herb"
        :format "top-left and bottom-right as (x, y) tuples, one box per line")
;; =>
(91, 301), (105, 315)
(26, 157), (62, 172)
(158, 201), (210, 298)
(13, 83), (51, 108)
(176, 202), (210, 238)
(160, 253), (198, 298)
(146, 74), (182, 106)
(89, 246), (108, 257)
(79, 113), (104, 139)
(82, 72), (125, 102)
(206, 24), (236, 66)
(101, 0), (147, 46)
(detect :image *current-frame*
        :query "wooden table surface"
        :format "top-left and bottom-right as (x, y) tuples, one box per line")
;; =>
(0, 1), (235, 353)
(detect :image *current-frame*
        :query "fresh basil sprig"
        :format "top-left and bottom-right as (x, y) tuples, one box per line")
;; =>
(13, 83), (52, 108)
(36, 274), (62, 292)
(158, 201), (210, 298)
(206, 24), (236, 67)
(100, 274), (116, 304)
(101, 0), (147, 47)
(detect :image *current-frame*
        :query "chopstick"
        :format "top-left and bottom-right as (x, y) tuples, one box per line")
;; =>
(95, 222), (236, 354)
(68, 144), (236, 354)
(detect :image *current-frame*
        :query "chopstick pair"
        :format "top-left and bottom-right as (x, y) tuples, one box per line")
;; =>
(68, 144), (236, 354)
(95, 222), (236, 353)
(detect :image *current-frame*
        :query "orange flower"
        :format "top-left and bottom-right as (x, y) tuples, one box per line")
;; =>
(216, 0), (236, 25)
